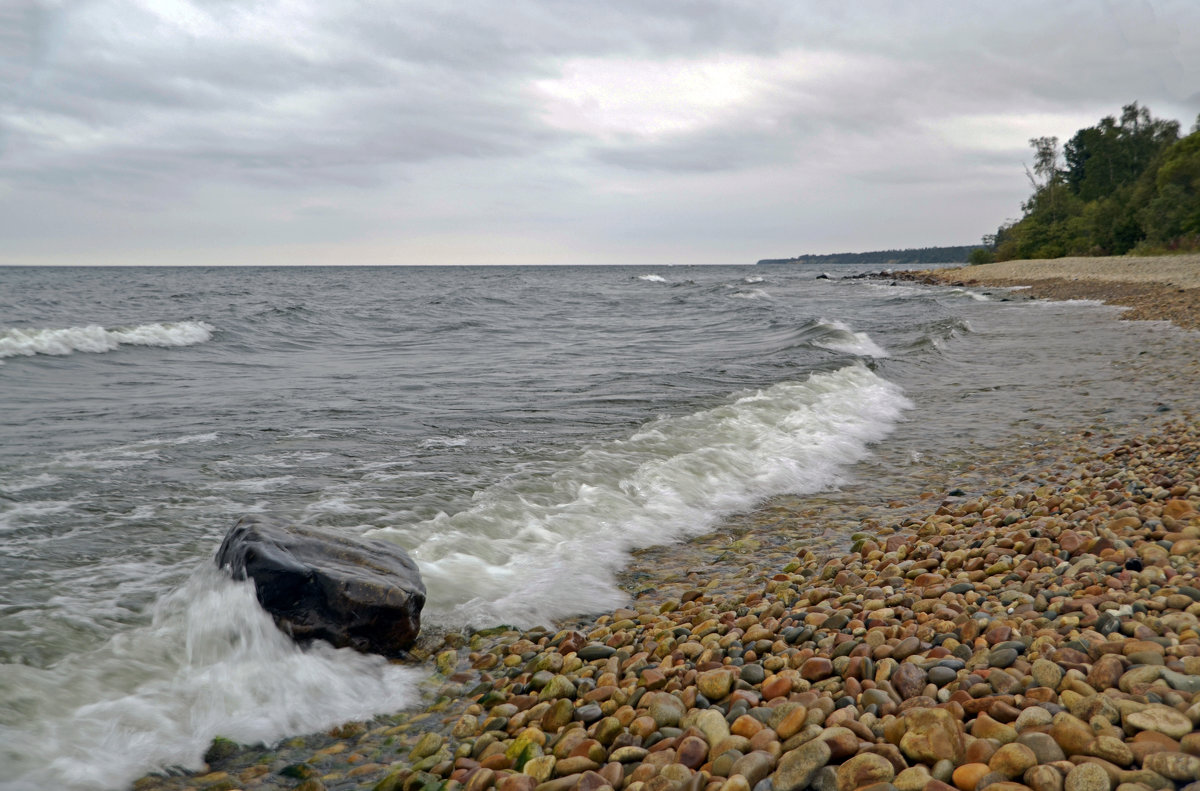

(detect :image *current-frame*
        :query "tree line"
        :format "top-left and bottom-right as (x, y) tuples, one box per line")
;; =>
(972, 102), (1200, 263)
(758, 245), (982, 266)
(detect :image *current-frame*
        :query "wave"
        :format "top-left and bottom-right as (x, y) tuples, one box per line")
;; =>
(805, 319), (890, 358)
(635, 274), (667, 282)
(900, 316), (974, 353)
(942, 288), (991, 302)
(0, 567), (422, 791)
(0, 322), (214, 363)
(371, 364), (910, 629)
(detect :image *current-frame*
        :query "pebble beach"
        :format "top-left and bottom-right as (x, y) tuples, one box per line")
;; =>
(133, 259), (1200, 791)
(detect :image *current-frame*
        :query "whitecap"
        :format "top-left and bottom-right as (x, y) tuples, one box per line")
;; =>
(0, 322), (215, 364)
(810, 320), (890, 358)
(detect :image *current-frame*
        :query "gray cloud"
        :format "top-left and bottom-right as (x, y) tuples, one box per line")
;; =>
(2, 0), (1198, 264)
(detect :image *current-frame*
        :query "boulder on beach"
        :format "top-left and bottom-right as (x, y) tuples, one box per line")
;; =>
(215, 518), (425, 657)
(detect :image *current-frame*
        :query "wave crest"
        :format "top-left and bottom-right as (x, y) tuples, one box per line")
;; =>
(0, 322), (214, 363)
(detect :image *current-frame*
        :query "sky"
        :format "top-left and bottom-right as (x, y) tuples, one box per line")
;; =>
(2, 1), (1198, 266)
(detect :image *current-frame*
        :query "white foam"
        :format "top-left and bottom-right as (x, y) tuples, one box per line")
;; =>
(215, 476), (295, 494)
(636, 274), (667, 282)
(944, 288), (991, 302)
(0, 499), (80, 533)
(730, 288), (770, 300)
(371, 364), (910, 629)
(742, 275), (764, 284)
(0, 567), (422, 791)
(0, 473), (60, 494)
(0, 322), (214, 363)
(811, 320), (890, 358)
(419, 436), (470, 449)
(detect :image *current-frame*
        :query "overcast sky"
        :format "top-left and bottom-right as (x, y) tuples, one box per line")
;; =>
(2, 1), (1198, 266)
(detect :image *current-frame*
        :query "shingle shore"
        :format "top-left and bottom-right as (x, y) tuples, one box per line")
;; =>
(135, 415), (1200, 791)
(134, 269), (1200, 791)
(894, 257), (1200, 331)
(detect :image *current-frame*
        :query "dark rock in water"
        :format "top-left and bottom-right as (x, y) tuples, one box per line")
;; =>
(215, 519), (425, 657)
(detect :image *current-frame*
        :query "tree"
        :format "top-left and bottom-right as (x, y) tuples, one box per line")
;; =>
(993, 103), (1187, 260)
(1139, 131), (1200, 244)
(1029, 136), (1060, 188)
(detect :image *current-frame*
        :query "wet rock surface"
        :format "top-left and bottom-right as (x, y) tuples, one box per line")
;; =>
(215, 519), (426, 657)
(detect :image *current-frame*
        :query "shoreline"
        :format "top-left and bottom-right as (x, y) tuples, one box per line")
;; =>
(896, 255), (1200, 331)
(131, 269), (1200, 791)
(135, 414), (1200, 791)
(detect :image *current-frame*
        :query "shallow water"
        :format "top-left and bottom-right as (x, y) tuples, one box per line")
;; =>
(1, 264), (1197, 790)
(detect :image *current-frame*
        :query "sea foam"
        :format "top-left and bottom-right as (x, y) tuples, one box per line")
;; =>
(0, 322), (214, 363)
(372, 364), (910, 629)
(0, 567), (422, 791)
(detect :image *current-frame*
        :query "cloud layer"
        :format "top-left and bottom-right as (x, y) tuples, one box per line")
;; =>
(3, 0), (1198, 265)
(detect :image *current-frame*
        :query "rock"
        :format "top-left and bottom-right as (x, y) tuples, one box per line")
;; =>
(698, 669), (735, 701)
(730, 751), (775, 787)
(892, 766), (931, 791)
(214, 518), (425, 656)
(1025, 765), (1064, 791)
(676, 736), (708, 770)
(1159, 668), (1200, 693)
(800, 658), (834, 682)
(891, 662), (927, 700)
(989, 743), (1037, 779)
(1086, 655), (1124, 691)
(1015, 708), (1054, 733)
(973, 712), (1017, 745)
(1032, 659), (1064, 690)
(928, 666), (958, 687)
(950, 762), (990, 791)
(818, 727), (860, 760)
(1016, 733), (1065, 764)
(203, 736), (240, 767)
(1064, 763), (1110, 791)
(1049, 712), (1094, 757)
(688, 708), (731, 746)
(834, 753), (894, 791)
(523, 756), (557, 783)
(892, 636), (922, 661)
(1123, 703), (1194, 740)
(577, 644), (616, 661)
(1142, 751), (1200, 781)
(899, 707), (964, 764)
(646, 692), (686, 728)
(1085, 736), (1132, 767)
(772, 739), (832, 791)
(773, 706), (809, 740)
(411, 732), (444, 761)
(989, 648), (1019, 669)
(609, 747), (648, 764)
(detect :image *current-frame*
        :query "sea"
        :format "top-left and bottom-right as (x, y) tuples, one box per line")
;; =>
(1, 263), (1197, 790)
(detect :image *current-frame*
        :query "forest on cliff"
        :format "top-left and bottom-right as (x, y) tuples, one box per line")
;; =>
(979, 102), (1200, 262)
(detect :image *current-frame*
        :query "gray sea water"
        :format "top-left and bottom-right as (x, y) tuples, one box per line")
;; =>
(1, 264), (1197, 790)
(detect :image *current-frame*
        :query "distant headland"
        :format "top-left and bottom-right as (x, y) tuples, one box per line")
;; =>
(756, 244), (983, 266)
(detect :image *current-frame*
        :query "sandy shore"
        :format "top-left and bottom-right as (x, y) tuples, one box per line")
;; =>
(911, 255), (1200, 330)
